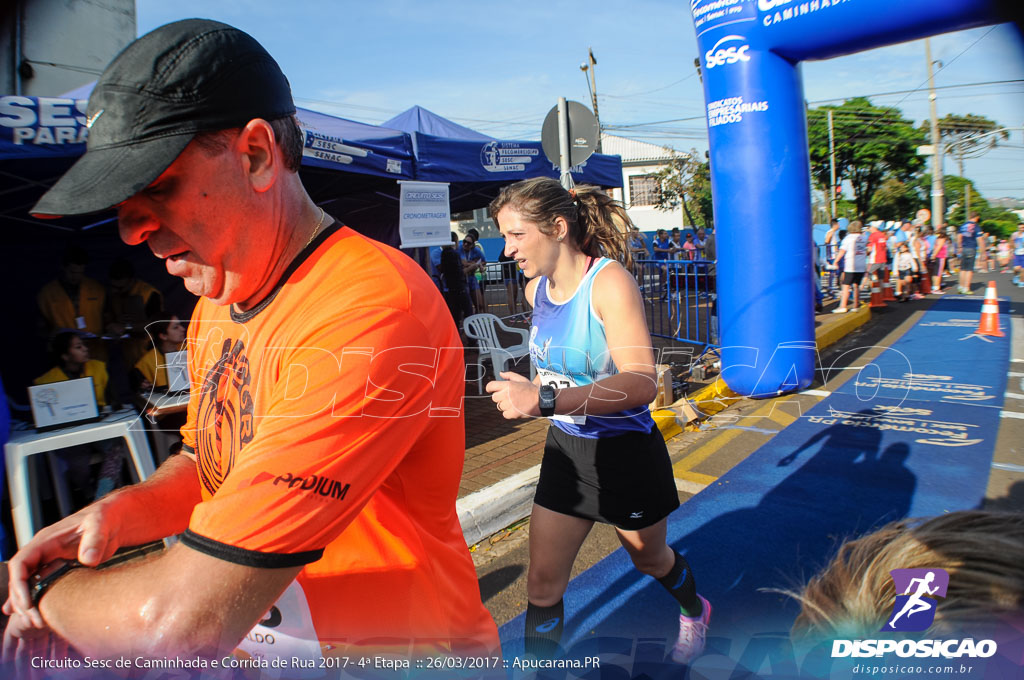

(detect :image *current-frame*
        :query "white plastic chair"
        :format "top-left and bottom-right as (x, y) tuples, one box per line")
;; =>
(463, 313), (534, 393)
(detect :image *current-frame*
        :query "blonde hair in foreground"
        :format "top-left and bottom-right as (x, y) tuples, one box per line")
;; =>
(489, 177), (634, 268)
(790, 511), (1024, 641)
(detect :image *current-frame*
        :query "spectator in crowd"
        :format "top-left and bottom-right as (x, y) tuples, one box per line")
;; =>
(461, 234), (487, 313)
(105, 259), (163, 337)
(997, 238), (1011, 273)
(669, 227), (684, 259)
(823, 219), (841, 294)
(131, 315), (187, 392)
(33, 331), (124, 504)
(830, 220), (867, 313)
(105, 259), (166, 398)
(628, 226), (649, 281)
(467, 227), (489, 299)
(931, 227), (949, 293)
(4, 18), (498, 664)
(682, 232), (697, 260)
(823, 219), (840, 254)
(908, 227), (928, 299)
(976, 229), (992, 273)
(441, 232), (474, 333)
(498, 250), (523, 316)
(652, 228), (672, 296)
(812, 234), (824, 313)
(37, 246), (105, 338)
(957, 213), (981, 294)
(694, 227), (709, 260)
(1012, 222), (1024, 287)
(789, 510), (1024, 642)
(866, 222), (888, 284)
(34, 332), (109, 409)
(893, 242), (919, 302)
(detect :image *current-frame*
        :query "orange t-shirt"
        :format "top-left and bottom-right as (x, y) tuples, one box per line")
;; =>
(179, 223), (497, 663)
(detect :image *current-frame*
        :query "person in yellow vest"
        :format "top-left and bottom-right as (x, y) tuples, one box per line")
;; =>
(33, 332), (108, 408)
(105, 259), (163, 336)
(36, 246), (105, 336)
(33, 331), (124, 507)
(106, 259), (165, 372)
(132, 315), (186, 392)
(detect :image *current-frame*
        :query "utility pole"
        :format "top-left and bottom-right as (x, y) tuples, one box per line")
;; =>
(828, 109), (837, 221)
(585, 48), (601, 153)
(926, 38), (945, 231)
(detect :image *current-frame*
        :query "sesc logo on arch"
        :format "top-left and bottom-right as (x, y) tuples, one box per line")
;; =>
(705, 35), (752, 69)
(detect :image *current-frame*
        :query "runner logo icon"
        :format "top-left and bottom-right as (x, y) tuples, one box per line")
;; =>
(882, 568), (949, 632)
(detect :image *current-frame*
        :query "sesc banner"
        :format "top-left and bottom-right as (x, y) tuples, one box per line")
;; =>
(0, 96), (88, 159)
(398, 181), (451, 248)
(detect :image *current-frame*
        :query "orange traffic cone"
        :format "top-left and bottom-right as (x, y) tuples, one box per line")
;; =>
(868, 280), (887, 308)
(976, 281), (1004, 337)
(919, 268), (931, 295)
(882, 268), (896, 301)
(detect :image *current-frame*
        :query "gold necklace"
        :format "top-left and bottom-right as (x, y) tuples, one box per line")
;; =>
(305, 207), (326, 248)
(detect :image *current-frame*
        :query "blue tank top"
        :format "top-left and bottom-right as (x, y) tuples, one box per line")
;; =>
(530, 257), (655, 439)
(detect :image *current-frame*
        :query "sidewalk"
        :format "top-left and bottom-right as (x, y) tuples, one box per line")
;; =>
(455, 296), (872, 546)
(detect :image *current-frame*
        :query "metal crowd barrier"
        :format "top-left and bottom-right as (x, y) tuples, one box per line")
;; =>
(479, 260), (530, 322)
(636, 259), (717, 351)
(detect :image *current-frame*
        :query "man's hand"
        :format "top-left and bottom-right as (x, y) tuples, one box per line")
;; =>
(2, 497), (123, 624)
(486, 372), (540, 419)
(2, 608), (68, 679)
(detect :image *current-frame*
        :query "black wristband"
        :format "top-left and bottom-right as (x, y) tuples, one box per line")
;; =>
(30, 560), (83, 607)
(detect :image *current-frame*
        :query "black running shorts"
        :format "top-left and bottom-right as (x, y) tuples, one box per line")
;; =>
(534, 423), (680, 531)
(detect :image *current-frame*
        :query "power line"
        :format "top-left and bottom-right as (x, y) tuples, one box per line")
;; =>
(807, 78), (1024, 105)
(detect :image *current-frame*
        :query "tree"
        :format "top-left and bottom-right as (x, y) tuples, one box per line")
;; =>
(651, 148), (713, 229)
(807, 98), (926, 221)
(922, 113), (1009, 176)
(920, 113), (1008, 218)
(869, 177), (924, 221)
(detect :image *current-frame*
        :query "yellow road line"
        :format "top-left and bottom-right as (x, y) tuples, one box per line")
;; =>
(676, 470), (717, 485)
(673, 395), (799, 477)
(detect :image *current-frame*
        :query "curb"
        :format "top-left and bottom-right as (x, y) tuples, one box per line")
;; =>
(459, 306), (872, 547)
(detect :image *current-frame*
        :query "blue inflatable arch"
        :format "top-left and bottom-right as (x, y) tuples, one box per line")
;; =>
(691, 0), (1004, 396)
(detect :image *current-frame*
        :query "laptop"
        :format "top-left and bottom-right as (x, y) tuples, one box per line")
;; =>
(27, 377), (101, 432)
(164, 349), (190, 393)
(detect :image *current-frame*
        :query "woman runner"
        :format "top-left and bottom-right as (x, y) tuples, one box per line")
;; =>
(485, 177), (710, 664)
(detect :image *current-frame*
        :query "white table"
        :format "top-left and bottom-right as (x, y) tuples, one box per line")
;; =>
(5, 408), (156, 546)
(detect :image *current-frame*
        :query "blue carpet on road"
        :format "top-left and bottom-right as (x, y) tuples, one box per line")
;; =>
(498, 296), (1014, 678)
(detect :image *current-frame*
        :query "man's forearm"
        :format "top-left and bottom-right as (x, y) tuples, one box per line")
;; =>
(105, 453), (202, 548)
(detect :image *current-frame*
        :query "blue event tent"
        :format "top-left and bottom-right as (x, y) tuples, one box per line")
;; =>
(0, 94), (415, 234)
(382, 106), (622, 212)
(1, 97), (622, 238)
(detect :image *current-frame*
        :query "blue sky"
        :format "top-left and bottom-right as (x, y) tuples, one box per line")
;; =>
(137, 1), (1024, 200)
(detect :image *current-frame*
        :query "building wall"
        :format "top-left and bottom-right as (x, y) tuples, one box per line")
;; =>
(1, 0), (135, 96)
(619, 162), (686, 231)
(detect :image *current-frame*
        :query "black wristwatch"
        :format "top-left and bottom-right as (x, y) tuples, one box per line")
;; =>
(30, 560), (83, 607)
(538, 385), (557, 417)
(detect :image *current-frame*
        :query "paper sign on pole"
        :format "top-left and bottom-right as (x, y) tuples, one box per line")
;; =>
(398, 181), (452, 249)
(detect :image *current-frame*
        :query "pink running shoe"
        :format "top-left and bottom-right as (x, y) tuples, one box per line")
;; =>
(671, 594), (712, 664)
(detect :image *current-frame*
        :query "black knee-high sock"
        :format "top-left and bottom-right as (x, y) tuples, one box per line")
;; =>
(656, 551), (702, 618)
(524, 599), (564, 658)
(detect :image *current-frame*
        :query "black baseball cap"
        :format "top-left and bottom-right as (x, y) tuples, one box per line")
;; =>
(32, 19), (295, 217)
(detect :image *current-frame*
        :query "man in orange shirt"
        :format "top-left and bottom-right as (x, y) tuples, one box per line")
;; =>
(4, 19), (498, 666)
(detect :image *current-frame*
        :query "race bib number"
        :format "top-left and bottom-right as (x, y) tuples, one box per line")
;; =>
(536, 367), (586, 425)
